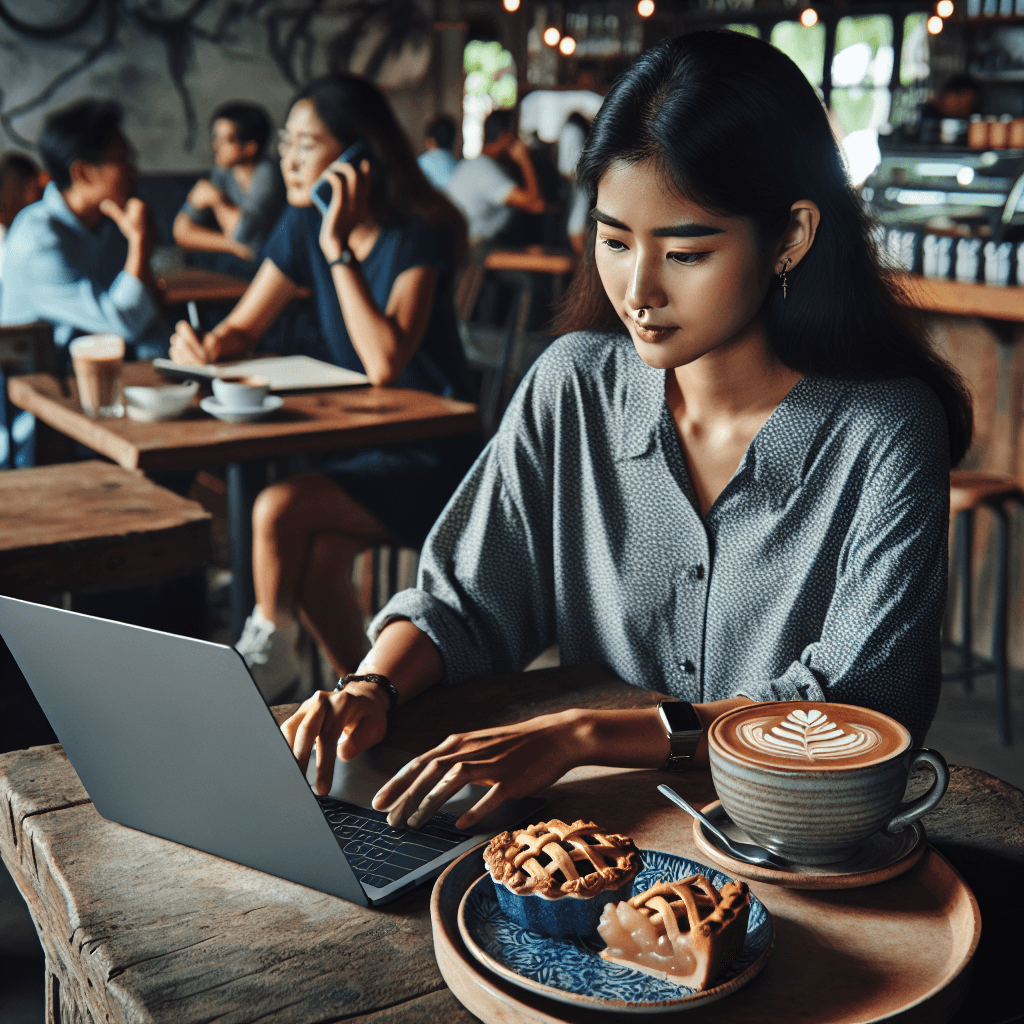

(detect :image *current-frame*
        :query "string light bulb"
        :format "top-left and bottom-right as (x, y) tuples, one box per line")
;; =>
(926, 14), (944, 32)
(543, 26), (561, 46)
(799, 8), (818, 27)
(637, 0), (655, 17)
(559, 35), (577, 55)
(936, 0), (954, 16)
(502, 0), (520, 11)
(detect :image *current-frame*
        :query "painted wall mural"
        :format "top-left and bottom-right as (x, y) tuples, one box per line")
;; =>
(0, 0), (435, 170)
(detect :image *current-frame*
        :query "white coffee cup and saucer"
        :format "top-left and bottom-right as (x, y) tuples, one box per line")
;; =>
(201, 375), (283, 423)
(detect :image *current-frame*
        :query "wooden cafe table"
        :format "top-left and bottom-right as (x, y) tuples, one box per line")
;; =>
(1, 666), (1020, 1024)
(6, 362), (478, 636)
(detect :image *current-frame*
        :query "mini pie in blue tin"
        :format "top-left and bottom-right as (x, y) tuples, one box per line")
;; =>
(482, 818), (643, 940)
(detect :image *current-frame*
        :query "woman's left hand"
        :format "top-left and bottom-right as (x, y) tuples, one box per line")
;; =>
(318, 158), (371, 263)
(372, 711), (586, 832)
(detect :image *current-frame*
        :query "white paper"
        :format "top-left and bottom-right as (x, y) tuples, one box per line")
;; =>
(153, 355), (368, 391)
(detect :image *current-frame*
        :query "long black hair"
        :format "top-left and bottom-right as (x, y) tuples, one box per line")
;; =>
(556, 31), (972, 465)
(292, 75), (467, 263)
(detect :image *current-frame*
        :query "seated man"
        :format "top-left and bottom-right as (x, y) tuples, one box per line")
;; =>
(0, 153), (46, 280)
(445, 109), (544, 244)
(417, 114), (458, 191)
(173, 103), (285, 266)
(0, 100), (164, 363)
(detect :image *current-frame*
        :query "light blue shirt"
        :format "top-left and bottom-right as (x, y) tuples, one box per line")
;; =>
(445, 155), (515, 242)
(0, 183), (162, 354)
(371, 331), (951, 745)
(418, 148), (458, 192)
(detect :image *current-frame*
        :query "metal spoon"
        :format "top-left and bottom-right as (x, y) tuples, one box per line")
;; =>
(657, 784), (788, 869)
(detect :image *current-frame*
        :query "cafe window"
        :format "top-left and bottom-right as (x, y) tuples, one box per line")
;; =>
(831, 15), (894, 185)
(770, 20), (826, 88)
(900, 12), (930, 85)
(725, 24), (760, 38)
(463, 40), (518, 160)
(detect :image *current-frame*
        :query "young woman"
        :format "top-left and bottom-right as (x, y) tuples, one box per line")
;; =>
(281, 32), (971, 831)
(169, 75), (476, 700)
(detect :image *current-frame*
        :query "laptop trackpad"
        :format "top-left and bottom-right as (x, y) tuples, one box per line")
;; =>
(306, 743), (529, 831)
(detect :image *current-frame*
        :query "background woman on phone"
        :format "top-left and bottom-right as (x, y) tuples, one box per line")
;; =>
(169, 75), (475, 702)
(281, 31), (973, 833)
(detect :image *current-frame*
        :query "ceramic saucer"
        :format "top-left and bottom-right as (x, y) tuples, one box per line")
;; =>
(691, 799), (927, 889)
(200, 395), (283, 423)
(457, 849), (773, 1015)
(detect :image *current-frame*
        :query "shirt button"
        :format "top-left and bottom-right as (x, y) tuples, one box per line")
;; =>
(695, 564), (705, 580)
(682, 659), (695, 674)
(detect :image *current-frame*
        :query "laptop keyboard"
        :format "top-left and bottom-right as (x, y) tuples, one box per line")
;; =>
(316, 796), (469, 889)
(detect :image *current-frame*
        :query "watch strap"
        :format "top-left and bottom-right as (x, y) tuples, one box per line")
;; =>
(328, 247), (358, 268)
(336, 673), (398, 715)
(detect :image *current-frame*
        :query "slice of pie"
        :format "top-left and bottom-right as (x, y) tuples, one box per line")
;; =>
(597, 874), (750, 989)
(484, 819), (643, 939)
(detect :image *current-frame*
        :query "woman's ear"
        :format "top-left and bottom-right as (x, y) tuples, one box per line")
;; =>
(775, 200), (820, 273)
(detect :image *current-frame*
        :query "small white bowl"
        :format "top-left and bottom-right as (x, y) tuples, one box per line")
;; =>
(124, 381), (198, 422)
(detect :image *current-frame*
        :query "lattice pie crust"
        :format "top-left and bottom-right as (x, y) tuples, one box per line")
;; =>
(484, 818), (642, 899)
(598, 875), (750, 989)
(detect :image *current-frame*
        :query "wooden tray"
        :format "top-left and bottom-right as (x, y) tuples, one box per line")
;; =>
(431, 844), (980, 1023)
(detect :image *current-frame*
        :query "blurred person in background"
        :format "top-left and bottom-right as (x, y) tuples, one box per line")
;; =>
(0, 100), (165, 363)
(445, 108), (544, 244)
(169, 75), (477, 703)
(418, 114), (458, 192)
(173, 102), (285, 270)
(0, 153), (45, 281)
(558, 112), (592, 255)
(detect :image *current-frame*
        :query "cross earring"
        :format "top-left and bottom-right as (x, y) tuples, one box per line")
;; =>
(779, 258), (790, 300)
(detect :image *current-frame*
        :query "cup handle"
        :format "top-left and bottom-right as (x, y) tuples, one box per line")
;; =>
(886, 748), (949, 834)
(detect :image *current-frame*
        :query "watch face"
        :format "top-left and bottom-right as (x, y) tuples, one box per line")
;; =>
(662, 700), (702, 734)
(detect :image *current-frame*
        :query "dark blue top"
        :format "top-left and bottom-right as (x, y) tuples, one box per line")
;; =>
(262, 206), (472, 400)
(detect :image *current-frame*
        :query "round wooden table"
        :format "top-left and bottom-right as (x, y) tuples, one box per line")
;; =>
(1, 665), (1020, 1023)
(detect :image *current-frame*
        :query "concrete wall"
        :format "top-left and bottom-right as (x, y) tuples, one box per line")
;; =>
(0, 0), (452, 172)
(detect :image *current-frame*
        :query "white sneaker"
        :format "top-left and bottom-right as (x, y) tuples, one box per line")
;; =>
(235, 608), (302, 704)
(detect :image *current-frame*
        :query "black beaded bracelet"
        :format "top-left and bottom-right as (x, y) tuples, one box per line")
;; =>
(336, 673), (399, 716)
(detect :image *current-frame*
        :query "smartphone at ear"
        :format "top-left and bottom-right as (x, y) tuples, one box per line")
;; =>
(310, 140), (370, 215)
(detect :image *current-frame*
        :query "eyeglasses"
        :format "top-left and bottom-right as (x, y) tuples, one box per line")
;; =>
(277, 129), (332, 160)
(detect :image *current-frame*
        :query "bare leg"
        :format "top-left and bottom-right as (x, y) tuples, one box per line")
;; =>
(298, 531), (375, 677)
(251, 474), (390, 666)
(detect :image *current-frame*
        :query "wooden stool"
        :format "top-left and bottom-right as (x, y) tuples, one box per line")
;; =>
(0, 461), (211, 598)
(946, 470), (1024, 745)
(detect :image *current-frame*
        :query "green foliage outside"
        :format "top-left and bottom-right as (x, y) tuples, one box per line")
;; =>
(464, 40), (517, 110)
(770, 21), (825, 87)
(725, 24), (759, 38)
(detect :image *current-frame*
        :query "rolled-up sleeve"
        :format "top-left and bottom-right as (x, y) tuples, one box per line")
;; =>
(370, 368), (557, 684)
(21, 243), (159, 343)
(737, 409), (949, 744)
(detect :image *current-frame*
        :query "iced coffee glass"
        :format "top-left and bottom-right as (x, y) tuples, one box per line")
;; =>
(69, 334), (125, 418)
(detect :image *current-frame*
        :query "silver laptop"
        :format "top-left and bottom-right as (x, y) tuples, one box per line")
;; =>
(0, 595), (543, 906)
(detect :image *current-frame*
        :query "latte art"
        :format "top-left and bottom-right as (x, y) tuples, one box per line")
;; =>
(738, 709), (882, 762)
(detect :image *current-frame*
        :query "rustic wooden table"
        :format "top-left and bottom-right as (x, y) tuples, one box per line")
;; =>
(7, 363), (479, 636)
(0, 460), (210, 597)
(1, 667), (1020, 1024)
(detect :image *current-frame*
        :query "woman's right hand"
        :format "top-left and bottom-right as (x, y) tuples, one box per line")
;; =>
(281, 681), (391, 796)
(169, 321), (210, 364)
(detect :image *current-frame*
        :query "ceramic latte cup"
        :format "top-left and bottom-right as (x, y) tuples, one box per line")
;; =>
(708, 702), (948, 865)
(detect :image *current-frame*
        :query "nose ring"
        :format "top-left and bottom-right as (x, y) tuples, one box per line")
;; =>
(636, 307), (648, 322)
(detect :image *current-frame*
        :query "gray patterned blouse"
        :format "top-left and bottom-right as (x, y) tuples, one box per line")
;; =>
(370, 331), (950, 744)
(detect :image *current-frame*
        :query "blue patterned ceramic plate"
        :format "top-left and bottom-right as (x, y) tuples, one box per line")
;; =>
(457, 850), (774, 1014)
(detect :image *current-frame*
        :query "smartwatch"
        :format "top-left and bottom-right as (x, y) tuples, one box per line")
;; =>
(657, 700), (703, 770)
(328, 247), (358, 268)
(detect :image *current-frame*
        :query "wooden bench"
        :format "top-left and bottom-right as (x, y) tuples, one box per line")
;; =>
(0, 461), (211, 597)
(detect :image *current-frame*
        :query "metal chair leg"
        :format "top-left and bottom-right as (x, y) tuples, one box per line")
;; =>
(958, 509), (974, 691)
(992, 504), (1012, 745)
